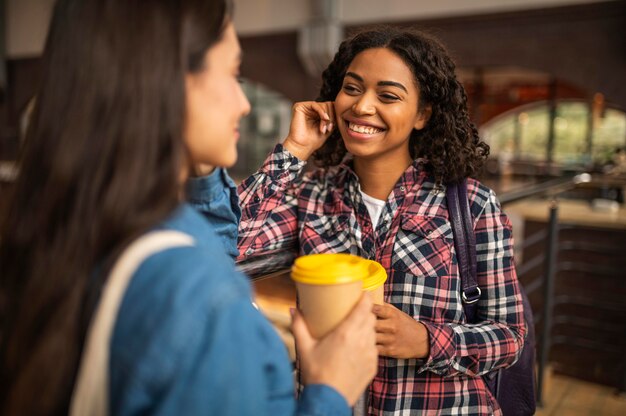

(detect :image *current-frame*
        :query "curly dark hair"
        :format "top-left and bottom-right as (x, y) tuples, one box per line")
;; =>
(314, 26), (489, 184)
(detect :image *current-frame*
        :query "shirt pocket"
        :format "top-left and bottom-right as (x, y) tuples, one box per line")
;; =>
(299, 214), (358, 255)
(391, 214), (453, 278)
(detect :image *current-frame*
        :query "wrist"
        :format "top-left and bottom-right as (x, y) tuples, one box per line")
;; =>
(283, 138), (314, 161)
(414, 322), (431, 358)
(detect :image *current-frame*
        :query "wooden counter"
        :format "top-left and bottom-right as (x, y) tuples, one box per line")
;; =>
(505, 196), (626, 390)
(504, 198), (626, 230)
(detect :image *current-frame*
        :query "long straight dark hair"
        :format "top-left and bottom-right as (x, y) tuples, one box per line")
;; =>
(0, 0), (231, 414)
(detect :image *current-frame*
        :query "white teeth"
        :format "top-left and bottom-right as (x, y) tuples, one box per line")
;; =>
(348, 122), (383, 135)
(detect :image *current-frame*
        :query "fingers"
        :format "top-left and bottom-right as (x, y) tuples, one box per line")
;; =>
(299, 294), (378, 405)
(299, 101), (334, 135)
(375, 317), (395, 334)
(376, 334), (394, 357)
(291, 308), (315, 358)
(375, 332), (394, 346)
(344, 294), (375, 329)
(311, 102), (333, 135)
(334, 295), (376, 347)
(372, 302), (394, 319)
(284, 101), (336, 160)
(357, 291), (374, 313)
(323, 101), (336, 134)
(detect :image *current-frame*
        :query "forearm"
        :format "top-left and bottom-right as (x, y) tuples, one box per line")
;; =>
(237, 144), (306, 261)
(238, 143), (306, 210)
(418, 318), (525, 377)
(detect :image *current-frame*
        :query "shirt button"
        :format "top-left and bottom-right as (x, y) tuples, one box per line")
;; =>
(245, 248), (254, 255)
(400, 186), (406, 192)
(277, 162), (284, 169)
(253, 196), (260, 203)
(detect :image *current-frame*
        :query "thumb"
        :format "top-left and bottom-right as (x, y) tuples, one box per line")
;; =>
(291, 308), (316, 356)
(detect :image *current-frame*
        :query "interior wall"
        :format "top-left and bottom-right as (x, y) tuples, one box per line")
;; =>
(233, 0), (609, 35)
(239, 1), (626, 109)
(402, 2), (626, 110)
(5, 0), (610, 56)
(1, 0), (624, 160)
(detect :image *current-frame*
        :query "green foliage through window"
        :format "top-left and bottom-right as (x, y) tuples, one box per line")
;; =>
(481, 100), (626, 168)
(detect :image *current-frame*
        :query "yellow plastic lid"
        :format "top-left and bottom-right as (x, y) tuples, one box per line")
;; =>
(362, 260), (387, 291)
(291, 253), (369, 285)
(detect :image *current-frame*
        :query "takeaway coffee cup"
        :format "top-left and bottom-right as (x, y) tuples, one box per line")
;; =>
(291, 253), (367, 339)
(363, 260), (387, 305)
(291, 253), (387, 338)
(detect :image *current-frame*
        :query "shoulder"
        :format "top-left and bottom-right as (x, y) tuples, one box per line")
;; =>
(110, 240), (252, 380)
(113, 241), (253, 364)
(113, 209), (253, 353)
(465, 179), (513, 238)
(134, 242), (250, 312)
(109, 240), (288, 414)
(466, 178), (501, 219)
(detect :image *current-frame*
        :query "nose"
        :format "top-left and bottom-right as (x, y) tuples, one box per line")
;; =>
(238, 83), (251, 117)
(352, 92), (376, 116)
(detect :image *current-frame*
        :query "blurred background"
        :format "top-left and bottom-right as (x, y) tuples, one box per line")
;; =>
(1, 1), (625, 414)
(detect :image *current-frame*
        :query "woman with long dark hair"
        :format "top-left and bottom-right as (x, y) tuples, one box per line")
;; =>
(237, 27), (526, 415)
(0, 1), (377, 414)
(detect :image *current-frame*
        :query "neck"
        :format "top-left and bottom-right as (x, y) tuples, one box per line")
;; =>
(354, 152), (413, 200)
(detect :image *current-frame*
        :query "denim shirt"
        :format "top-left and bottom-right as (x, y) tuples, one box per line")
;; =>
(109, 168), (349, 415)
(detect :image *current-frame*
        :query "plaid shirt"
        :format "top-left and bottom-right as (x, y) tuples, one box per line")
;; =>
(238, 144), (526, 416)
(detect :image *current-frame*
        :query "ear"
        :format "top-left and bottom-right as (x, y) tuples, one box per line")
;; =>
(414, 104), (432, 130)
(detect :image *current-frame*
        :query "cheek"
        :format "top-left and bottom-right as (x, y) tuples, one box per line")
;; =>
(334, 93), (351, 114)
(189, 95), (217, 136)
(185, 93), (219, 152)
(388, 108), (420, 132)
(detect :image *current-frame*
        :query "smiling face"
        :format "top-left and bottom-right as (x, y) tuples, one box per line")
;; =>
(184, 22), (251, 168)
(334, 47), (430, 165)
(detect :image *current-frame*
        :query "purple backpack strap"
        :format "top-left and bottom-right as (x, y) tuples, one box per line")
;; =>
(446, 180), (480, 320)
(446, 179), (537, 415)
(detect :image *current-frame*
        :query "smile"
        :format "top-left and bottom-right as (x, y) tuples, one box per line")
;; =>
(347, 122), (385, 135)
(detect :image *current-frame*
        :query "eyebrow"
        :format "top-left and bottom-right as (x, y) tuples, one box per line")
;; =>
(345, 71), (408, 93)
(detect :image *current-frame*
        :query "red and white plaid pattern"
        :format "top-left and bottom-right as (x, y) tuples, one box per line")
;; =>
(238, 144), (526, 415)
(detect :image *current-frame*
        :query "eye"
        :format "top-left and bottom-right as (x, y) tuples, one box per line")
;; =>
(380, 93), (400, 101)
(342, 84), (361, 95)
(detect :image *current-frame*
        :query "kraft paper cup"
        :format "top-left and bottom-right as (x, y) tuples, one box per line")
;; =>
(363, 260), (387, 305)
(291, 253), (366, 339)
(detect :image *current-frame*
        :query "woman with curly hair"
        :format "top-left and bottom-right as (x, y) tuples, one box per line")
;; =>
(237, 26), (525, 415)
(0, 0), (379, 414)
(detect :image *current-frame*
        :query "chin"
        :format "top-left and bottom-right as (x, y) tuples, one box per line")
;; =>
(221, 152), (239, 168)
(342, 140), (375, 158)
(204, 153), (238, 170)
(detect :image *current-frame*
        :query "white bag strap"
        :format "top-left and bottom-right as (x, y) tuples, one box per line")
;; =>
(70, 230), (194, 416)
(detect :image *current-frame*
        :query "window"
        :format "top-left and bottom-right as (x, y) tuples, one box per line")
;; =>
(481, 100), (626, 169)
(231, 79), (292, 181)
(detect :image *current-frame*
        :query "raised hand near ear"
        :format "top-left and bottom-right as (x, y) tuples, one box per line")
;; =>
(283, 101), (335, 161)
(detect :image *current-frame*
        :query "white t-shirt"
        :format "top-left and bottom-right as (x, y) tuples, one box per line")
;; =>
(360, 191), (386, 228)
